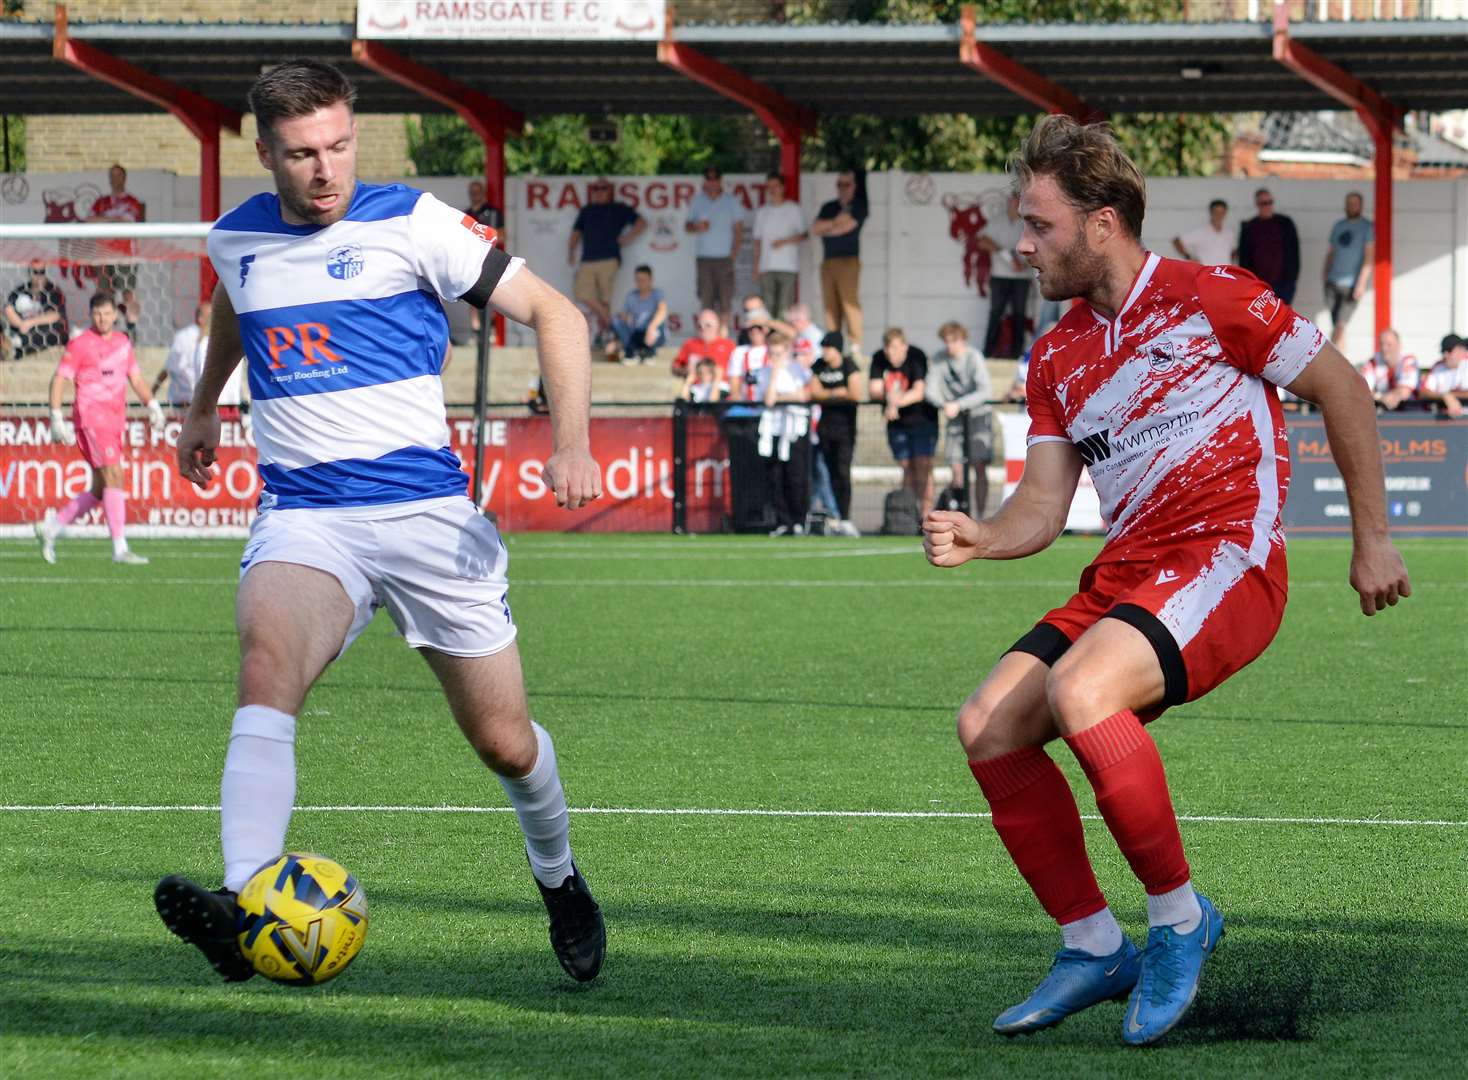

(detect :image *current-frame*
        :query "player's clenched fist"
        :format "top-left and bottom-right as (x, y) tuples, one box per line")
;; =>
(543, 446), (603, 510)
(177, 409), (221, 488)
(923, 510), (983, 567)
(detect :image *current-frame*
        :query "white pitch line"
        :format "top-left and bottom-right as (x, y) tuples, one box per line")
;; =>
(0, 804), (1461, 828)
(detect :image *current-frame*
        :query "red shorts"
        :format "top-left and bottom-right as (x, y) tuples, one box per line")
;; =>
(75, 413), (124, 468)
(1009, 539), (1288, 718)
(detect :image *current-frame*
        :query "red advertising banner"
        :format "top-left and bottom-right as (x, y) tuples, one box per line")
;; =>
(0, 411), (725, 536)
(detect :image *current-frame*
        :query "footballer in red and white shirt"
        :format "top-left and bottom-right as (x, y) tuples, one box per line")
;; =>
(922, 116), (1411, 1047)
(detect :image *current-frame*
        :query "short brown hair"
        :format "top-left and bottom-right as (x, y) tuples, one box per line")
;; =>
(765, 330), (792, 348)
(882, 327), (906, 346)
(938, 321), (968, 340)
(249, 59), (357, 144)
(1010, 115), (1146, 239)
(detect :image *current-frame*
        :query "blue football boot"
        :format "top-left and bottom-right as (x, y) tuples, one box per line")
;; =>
(1122, 893), (1224, 1046)
(993, 939), (1142, 1036)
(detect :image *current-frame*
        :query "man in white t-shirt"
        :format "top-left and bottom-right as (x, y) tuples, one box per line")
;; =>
(979, 194), (1034, 358)
(753, 173), (807, 320)
(154, 301), (211, 406)
(1171, 199), (1235, 267)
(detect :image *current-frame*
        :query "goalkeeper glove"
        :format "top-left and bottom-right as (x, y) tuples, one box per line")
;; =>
(146, 399), (165, 431)
(49, 408), (75, 445)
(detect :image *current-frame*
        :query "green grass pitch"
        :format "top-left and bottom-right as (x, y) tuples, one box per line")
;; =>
(1, 533), (1464, 1078)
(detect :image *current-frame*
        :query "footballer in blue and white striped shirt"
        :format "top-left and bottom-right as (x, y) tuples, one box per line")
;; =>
(155, 59), (607, 986)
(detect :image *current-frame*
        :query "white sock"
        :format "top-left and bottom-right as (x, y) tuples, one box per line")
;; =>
(221, 705), (297, 893)
(499, 721), (573, 888)
(112, 535), (128, 557)
(1147, 881), (1202, 933)
(1060, 906), (1126, 957)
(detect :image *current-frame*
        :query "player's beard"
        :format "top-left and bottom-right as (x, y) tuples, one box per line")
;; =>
(275, 167), (356, 228)
(1036, 229), (1108, 303)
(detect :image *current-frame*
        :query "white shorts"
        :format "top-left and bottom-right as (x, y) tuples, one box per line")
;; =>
(239, 496), (516, 659)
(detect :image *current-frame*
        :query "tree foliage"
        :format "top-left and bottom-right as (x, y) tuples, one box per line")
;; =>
(407, 112), (752, 178)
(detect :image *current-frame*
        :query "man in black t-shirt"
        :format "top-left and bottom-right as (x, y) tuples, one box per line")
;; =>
(809, 330), (864, 536)
(811, 170), (868, 354)
(4, 262), (68, 361)
(869, 327), (938, 517)
(568, 177), (646, 339)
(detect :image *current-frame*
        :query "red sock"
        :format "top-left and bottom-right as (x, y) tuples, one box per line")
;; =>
(969, 747), (1107, 924)
(1064, 710), (1190, 895)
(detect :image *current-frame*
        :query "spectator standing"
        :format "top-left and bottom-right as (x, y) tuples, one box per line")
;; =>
(811, 170), (868, 355)
(4, 260), (67, 360)
(809, 331), (863, 537)
(756, 331), (813, 537)
(608, 264), (668, 364)
(727, 319), (771, 401)
(1171, 199), (1235, 266)
(153, 300), (212, 406)
(927, 321), (994, 517)
(980, 194), (1034, 358)
(1356, 328), (1418, 410)
(753, 173), (806, 319)
(1421, 334), (1468, 418)
(671, 308), (735, 378)
(88, 164), (146, 327)
(686, 167), (745, 335)
(1323, 192), (1375, 346)
(869, 327), (938, 519)
(679, 357), (728, 403)
(464, 179), (507, 336)
(569, 177), (645, 342)
(1237, 187), (1300, 304)
(463, 178), (506, 243)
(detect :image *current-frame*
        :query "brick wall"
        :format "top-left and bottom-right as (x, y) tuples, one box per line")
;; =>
(25, 112), (416, 178)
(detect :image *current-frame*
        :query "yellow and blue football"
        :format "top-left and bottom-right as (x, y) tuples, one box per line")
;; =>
(236, 853), (368, 986)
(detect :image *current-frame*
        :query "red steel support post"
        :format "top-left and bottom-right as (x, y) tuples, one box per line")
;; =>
(54, 4), (241, 291)
(1273, 1), (1400, 339)
(959, 5), (1104, 122)
(656, 39), (816, 200)
(352, 40), (524, 344)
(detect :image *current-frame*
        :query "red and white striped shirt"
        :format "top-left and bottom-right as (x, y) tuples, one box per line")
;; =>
(1026, 254), (1324, 563)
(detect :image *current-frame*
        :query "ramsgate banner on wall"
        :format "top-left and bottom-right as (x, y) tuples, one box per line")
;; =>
(357, 0), (667, 40)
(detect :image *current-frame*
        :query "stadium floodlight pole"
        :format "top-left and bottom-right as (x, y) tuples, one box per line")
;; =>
(52, 3), (242, 294)
(656, 36), (817, 199)
(958, 5), (1104, 123)
(1271, 1), (1401, 342)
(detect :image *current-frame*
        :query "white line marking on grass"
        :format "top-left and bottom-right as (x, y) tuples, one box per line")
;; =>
(1, 805), (1462, 827)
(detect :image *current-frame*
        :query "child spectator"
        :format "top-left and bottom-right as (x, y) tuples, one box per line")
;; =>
(608, 264), (668, 364)
(755, 330), (812, 536)
(926, 321), (994, 517)
(679, 357), (728, 404)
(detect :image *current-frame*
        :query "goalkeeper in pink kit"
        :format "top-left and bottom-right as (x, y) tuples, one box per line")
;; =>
(37, 291), (164, 564)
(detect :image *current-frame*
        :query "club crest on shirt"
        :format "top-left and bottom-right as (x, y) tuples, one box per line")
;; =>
(1146, 337), (1180, 372)
(1249, 290), (1281, 325)
(327, 243), (365, 280)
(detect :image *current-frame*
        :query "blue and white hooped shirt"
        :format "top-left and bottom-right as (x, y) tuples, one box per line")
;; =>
(209, 183), (519, 510)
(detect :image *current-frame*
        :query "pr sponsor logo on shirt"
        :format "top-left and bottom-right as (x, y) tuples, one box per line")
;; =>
(459, 214), (497, 245)
(1249, 290), (1281, 325)
(327, 243), (365, 281)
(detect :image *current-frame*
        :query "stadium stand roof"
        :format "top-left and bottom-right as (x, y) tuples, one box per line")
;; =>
(4, 15), (1468, 119)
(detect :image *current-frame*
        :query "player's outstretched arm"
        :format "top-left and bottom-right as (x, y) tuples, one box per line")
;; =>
(1285, 343), (1411, 615)
(177, 282), (245, 488)
(923, 440), (1082, 568)
(491, 267), (602, 510)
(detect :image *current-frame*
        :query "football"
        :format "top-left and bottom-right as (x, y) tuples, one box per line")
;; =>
(236, 853), (368, 986)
